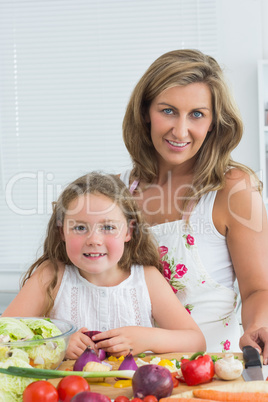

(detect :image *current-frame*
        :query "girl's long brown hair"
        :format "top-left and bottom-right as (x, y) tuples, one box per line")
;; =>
(122, 49), (261, 211)
(21, 172), (162, 315)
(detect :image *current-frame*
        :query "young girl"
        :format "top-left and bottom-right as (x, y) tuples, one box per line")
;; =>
(2, 172), (206, 359)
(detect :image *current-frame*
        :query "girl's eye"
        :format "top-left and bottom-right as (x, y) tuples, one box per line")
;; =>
(192, 111), (203, 118)
(102, 224), (115, 232)
(163, 108), (174, 115)
(73, 225), (87, 233)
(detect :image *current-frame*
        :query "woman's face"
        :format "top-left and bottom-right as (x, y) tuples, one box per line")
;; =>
(148, 83), (213, 170)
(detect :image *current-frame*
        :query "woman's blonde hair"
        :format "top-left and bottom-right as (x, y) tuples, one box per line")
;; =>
(22, 172), (162, 315)
(123, 49), (261, 209)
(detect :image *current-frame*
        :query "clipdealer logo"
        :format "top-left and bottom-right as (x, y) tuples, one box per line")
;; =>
(5, 171), (62, 215)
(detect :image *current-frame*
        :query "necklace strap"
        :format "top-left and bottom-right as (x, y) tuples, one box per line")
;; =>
(129, 179), (139, 194)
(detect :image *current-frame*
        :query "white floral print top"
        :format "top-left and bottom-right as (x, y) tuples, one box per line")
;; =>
(120, 170), (241, 353)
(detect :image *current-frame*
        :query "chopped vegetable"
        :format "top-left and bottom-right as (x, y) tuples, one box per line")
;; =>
(158, 359), (177, 373)
(0, 356), (37, 402)
(0, 365), (135, 379)
(0, 317), (66, 370)
(73, 347), (101, 371)
(82, 331), (106, 360)
(137, 353), (146, 358)
(117, 353), (138, 378)
(83, 361), (111, 383)
(193, 388), (268, 401)
(70, 391), (111, 402)
(114, 379), (132, 388)
(180, 352), (214, 386)
(214, 353), (243, 380)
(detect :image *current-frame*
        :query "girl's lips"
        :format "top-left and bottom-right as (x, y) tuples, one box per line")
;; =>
(166, 139), (189, 150)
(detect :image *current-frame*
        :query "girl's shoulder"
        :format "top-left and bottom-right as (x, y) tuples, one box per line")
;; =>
(31, 260), (65, 297)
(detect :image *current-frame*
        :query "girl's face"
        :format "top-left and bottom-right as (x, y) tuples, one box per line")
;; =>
(148, 83), (213, 170)
(62, 193), (131, 286)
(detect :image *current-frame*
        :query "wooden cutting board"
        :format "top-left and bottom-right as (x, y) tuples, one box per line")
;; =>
(49, 352), (245, 399)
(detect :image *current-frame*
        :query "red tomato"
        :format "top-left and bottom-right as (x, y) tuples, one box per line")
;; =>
(114, 397), (129, 402)
(57, 375), (90, 402)
(23, 380), (59, 402)
(171, 372), (180, 387)
(143, 396), (158, 402)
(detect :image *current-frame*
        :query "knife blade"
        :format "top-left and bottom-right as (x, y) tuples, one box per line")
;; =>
(242, 345), (264, 381)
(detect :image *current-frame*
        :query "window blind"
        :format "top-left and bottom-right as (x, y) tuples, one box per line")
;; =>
(0, 0), (219, 283)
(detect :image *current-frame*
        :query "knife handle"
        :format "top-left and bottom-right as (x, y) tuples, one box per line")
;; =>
(243, 345), (262, 368)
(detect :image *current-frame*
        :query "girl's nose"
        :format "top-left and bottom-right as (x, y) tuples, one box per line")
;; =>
(86, 229), (103, 246)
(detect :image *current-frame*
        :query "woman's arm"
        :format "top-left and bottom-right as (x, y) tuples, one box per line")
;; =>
(215, 168), (268, 364)
(92, 266), (206, 356)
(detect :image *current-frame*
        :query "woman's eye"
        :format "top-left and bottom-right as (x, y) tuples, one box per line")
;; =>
(163, 108), (174, 115)
(192, 111), (203, 118)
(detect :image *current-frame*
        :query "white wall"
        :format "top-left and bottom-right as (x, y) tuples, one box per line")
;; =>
(217, 0), (263, 173)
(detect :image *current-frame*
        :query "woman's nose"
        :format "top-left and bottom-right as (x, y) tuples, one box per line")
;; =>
(172, 116), (188, 139)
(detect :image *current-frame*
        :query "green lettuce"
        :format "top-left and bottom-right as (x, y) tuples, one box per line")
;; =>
(0, 356), (37, 402)
(20, 318), (65, 369)
(0, 318), (34, 341)
(20, 318), (61, 338)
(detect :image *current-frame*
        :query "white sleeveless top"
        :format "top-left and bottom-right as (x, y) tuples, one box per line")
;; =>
(50, 264), (154, 331)
(120, 170), (240, 353)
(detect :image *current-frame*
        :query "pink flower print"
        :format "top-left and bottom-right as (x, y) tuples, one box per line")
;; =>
(162, 261), (171, 280)
(159, 246), (168, 259)
(184, 304), (194, 314)
(170, 284), (178, 294)
(174, 264), (188, 279)
(186, 234), (195, 246)
(223, 340), (231, 351)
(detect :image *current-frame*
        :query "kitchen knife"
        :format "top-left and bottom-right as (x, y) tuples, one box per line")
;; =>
(242, 345), (264, 381)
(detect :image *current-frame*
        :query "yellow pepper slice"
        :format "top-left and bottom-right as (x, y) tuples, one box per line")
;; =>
(114, 379), (132, 388)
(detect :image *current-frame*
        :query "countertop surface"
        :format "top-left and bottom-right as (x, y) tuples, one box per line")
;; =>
(48, 352), (268, 399)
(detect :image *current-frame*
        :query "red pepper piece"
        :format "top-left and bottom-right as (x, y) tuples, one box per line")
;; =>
(181, 352), (214, 386)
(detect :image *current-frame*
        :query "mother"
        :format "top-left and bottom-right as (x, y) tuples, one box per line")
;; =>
(120, 49), (268, 361)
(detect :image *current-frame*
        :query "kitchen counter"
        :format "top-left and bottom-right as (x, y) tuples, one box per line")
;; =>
(49, 352), (253, 399)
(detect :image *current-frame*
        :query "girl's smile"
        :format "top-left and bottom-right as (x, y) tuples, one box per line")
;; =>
(148, 83), (213, 170)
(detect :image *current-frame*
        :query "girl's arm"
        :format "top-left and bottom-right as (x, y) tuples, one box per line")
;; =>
(92, 266), (206, 356)
(1, 262), (95, 358)
(214, 168), (268, 364)
(1, 261), (60, 317)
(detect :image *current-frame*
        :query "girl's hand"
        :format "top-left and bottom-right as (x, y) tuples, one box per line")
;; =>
(92, 326), (143, 357)
(65, 327), (97, 359)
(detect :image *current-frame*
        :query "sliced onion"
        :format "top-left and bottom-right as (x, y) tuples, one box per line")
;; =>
(70, 391), (111, 402)
(83, 331), (107, 361)
(117, 353), (138, 379)
(73, 346), (101, 371)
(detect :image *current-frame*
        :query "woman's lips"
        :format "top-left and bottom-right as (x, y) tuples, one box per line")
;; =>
(166, 139), (189, 149)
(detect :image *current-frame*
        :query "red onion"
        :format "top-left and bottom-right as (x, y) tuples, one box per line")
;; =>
(83, 331), (107, 360)
(73, 346), (101, 371)
(117, 353), (138, 379)
(132, 364), (174, 399)
(71, 391), (111, 402)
